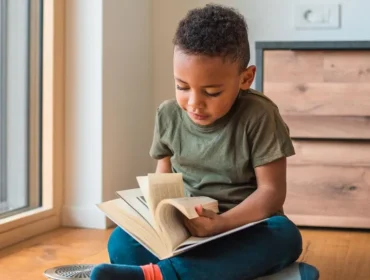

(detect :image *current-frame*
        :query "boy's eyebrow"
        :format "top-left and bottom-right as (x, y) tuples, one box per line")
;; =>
(174, 77), (223, 88)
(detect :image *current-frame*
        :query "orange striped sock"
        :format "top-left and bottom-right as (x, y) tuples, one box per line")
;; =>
(141, 263), (163, 280)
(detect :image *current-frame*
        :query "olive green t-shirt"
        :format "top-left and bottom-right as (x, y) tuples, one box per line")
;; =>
(149, 89), (295, 212)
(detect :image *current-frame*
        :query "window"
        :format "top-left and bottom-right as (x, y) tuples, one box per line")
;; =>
(0, 0), (64, 249)
(0, 0), (42, 219)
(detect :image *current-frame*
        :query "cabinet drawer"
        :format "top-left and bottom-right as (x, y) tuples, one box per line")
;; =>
(284, 141), (370, 229)
(284, 165), (370, 229)
(263, 82), (370, 117)
(289, 140), (370, 167)
(262, 50), (370, 139)
(283, 116), (370, 140)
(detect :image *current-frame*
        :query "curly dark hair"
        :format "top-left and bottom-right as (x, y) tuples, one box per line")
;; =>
(173, 4), (250, 71)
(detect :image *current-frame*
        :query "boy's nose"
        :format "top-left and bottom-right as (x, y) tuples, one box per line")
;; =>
(187, 91), (204, 108)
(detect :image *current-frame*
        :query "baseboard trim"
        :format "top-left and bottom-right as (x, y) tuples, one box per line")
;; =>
(62, 205), (114, 229)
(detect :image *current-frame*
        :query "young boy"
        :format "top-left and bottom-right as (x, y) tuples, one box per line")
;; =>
(91, 4), (319, 280)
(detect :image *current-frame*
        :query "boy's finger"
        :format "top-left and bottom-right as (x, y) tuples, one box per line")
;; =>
(195, 205), (203, 215)
(196, 206), (216, 219)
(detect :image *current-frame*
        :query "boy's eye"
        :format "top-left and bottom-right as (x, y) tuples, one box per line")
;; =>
(205, 91), (223, 97)
(176, 85), (189, 91)
(176, 85), (222, 97)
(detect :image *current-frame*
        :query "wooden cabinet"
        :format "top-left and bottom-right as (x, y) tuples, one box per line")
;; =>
(286, 141), (370, 229)
(256, 41), (370, 229)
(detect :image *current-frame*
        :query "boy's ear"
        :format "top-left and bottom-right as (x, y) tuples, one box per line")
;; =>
(239, 65), (256, 90)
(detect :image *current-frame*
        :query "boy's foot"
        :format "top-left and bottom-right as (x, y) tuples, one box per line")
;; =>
(299, 263), (320, 280)
(257, 262), (319, 280)
(90, 263), (144, 280)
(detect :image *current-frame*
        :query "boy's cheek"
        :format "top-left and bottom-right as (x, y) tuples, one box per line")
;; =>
(176, 95), (188, 110)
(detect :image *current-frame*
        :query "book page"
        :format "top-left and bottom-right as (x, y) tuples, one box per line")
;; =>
(137, 176), (150, 200)
(154, 203), (191, 252)
(145, 173), (184, 220)
(154, 196), (218, 251)
(96, 199), (168, 258)
(116, 188), (155, 228)
(161, 196), (219, 219)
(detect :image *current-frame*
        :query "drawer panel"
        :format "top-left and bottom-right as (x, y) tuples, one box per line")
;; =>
(263, 50), (326, 83)
(323, 50), (370, 83)
(263, 50), (370, 84)
(264, 82), (370, 117)
(284, 165), (370, 228)
(284, 116), (370, 140)
(289, 140), (370, 167)
(262, 50), (370, 139)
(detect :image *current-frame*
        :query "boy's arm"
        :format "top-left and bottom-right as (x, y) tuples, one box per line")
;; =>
(220, 157), (287, 231)
(184, 157), (287, 237)
(155, 156), (172, 173)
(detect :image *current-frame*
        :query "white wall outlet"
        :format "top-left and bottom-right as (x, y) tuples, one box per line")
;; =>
(295, 4), (341, 29)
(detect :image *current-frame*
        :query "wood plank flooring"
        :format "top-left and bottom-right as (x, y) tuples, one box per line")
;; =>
(0, 227), (369, 280)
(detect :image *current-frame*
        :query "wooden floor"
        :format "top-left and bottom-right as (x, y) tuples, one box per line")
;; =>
(0, 227), (370, 280)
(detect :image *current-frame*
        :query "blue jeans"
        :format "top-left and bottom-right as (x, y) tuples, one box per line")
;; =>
(107, 215), (302, 280)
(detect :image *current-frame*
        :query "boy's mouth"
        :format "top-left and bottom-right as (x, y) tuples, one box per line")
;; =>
(189, 112), (209, 121)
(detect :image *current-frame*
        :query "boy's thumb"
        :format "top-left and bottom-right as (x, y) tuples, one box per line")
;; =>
(195, 205), (215, 218)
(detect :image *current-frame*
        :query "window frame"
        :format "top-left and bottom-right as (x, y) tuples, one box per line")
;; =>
(0, 0), (7, 211)
(0, 0), (65, 249)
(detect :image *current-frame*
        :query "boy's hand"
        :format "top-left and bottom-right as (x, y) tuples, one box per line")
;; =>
(183, 205), (228, 237)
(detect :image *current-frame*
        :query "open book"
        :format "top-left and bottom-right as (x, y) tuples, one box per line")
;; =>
(97, 173), (266, 260)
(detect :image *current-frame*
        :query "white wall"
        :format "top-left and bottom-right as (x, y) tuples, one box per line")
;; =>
(153, 0), (370, 104)
(64, 0), (153, 228)
(64, 0), (104, 228)
(102, 0), (153, 202)
(152, 0), (201, 108)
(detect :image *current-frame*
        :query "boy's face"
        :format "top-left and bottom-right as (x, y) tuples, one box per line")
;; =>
(173, 48), (256, 126)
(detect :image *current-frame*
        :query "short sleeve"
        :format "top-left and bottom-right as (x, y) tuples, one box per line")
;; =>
(149, 107), (173, 160)
(248, 107), (295, 168)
